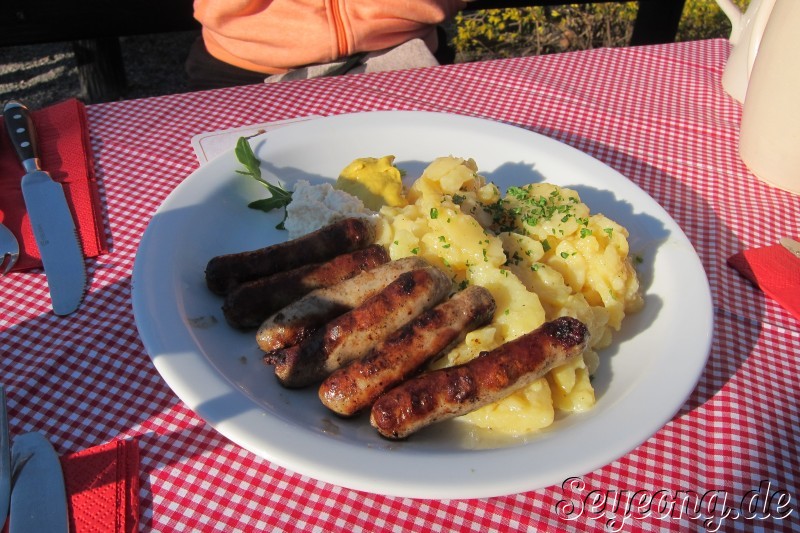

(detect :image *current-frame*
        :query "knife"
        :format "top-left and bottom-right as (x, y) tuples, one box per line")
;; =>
(8, 433), (69, 533)
(3, 100), (85, 315)
(780, 237), (800, 260)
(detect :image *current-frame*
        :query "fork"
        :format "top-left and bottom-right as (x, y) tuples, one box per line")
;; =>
(0, 223), (18, 274)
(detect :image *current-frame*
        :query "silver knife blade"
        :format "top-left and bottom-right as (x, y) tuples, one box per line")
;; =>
(3, 100), (85, 315)
(779, 237), (800, 259)
(9, 432), (69, 533)
(0, 386), (10, 528)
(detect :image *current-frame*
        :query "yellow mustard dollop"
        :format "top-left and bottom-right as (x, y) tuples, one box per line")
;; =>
(335, 155), (407, 211)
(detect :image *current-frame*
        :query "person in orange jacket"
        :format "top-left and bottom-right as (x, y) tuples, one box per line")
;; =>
(187, 0), (469, 89)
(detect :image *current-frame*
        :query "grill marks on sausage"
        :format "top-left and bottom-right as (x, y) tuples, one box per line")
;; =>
(268, 266), (452, 388)
(205, 217), (375, 295)
(369, 316), (590, 440)
(319, 285), (496, 416)
(222, 244), (390, 329)
(255, 256), (429, 353)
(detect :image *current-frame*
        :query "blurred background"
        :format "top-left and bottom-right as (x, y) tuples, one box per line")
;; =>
(0, 0), (742, 109)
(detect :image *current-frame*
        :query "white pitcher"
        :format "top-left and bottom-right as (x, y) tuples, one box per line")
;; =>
(716, 0), (776, 102)
(738, 0), (800, 194)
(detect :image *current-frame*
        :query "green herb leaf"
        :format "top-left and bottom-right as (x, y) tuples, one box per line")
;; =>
(235, 137), (293, 228)
(248, 197), (289, 211)
(235, 137), (261, 180)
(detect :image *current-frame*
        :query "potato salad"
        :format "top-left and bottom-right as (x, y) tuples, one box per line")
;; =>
(374, 156), (644, 435)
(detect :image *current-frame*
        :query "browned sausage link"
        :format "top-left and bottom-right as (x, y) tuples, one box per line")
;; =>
(370, 316), (590, 439)
(319, 285), (496, 417)
(256, 257), (429, 353)
(205, 217), (376, 295)
(270, 266), (452, 388)
(222, 244), (390, 329)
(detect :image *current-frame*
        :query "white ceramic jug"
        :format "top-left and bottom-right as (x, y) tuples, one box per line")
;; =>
(738, 0), (800, 194)
(716, 0), (776, 102)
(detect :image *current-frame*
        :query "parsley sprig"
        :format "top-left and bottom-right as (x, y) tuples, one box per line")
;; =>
(234, 136), (292, 229)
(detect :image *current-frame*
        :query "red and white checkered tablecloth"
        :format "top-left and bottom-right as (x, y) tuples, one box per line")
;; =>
(2, 39), (798, 532)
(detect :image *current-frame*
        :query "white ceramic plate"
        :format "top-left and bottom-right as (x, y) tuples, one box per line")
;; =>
(132, 111), (712, 499)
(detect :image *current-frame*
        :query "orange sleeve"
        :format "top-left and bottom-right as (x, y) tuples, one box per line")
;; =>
(194, 0), (467, 74)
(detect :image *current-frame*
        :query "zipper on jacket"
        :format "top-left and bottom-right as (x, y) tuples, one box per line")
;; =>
(330, 0), (349, 58)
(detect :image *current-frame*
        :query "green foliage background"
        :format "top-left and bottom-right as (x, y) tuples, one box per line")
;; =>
(452, 0), (750, 62)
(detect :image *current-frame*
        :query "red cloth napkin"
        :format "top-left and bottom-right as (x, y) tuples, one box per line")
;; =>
(727, 238), (800, 321)
(0, 98), (108, 271)
(60, 438), (140, 533)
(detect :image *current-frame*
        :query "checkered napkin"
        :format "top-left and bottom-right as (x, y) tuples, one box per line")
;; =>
(0, 98), (108, 271)
(60, 439), (139, 533)
(727, 238), (800, 321)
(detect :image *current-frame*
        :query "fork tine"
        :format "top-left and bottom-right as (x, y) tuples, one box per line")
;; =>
(1, 252), (18, 274)
(0, 224), (20, 274)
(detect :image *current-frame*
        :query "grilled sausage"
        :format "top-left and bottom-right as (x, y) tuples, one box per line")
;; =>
(319, 285), (496, 416)
(222, 244), (390, 329)
(205, 217), (376, 295)
(269, 266), (453, 388)
(370, 316), (590, 439)
(256, 256), (429, 352)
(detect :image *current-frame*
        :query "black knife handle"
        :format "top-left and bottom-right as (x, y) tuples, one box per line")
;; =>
(3, 100), (40, 171)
